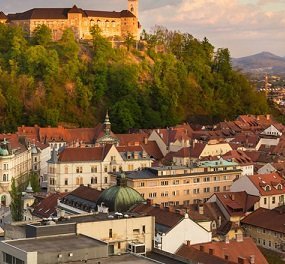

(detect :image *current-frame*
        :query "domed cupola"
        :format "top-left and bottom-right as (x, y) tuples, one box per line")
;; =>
(0, 138), (10, 156)
(96, 173), (144, 213)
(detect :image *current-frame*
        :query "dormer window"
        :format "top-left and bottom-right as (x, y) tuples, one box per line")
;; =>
(277, 184), (282, 190)
(265, 185), (271, 191)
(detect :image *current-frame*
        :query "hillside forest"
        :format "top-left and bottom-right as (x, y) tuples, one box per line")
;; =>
(0, 24), (269, 133)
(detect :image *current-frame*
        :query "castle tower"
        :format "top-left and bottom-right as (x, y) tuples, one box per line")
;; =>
(128, 0), (138, 18)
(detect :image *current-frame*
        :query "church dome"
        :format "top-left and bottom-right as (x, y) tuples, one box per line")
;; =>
(96, 173), (144, 213)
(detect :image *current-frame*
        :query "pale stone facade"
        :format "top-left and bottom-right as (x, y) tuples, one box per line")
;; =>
(3, 1), (140, 40)
(77, 214), (154, 255)
(47, 144), (152, 192)
(0, 138), (32, 207)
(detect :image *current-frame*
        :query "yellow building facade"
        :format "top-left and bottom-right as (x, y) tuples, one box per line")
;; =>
(112, 160), (242, 206)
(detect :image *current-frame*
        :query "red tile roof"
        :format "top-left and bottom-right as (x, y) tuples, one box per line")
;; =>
(189, 143), (205, 158)
(33, 192), (67, 218)
(222, 150), (253, 166)
(8, 7), (135, 21)
(116, 145), (143, 152)
(130, 203), (184, 228)
(241, 206), (285, 234)
(176, 244), (234, 264)
(116, 133), (148, 146)
(58, 147), (105, 162)
(154, 124), (193, 145)
(66, 185), (102, 203)
(142, 141), (164, 160)
(213, 191), (259, 217)
(248, 172), (285, 196)
(190, 237), (268, 264)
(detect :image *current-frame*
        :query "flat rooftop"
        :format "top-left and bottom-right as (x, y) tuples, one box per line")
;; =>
(31, 212), (148, 226)
(5, 234), (106, 253)
(124, 167), (241, 180)
(97, 254), (158, 263)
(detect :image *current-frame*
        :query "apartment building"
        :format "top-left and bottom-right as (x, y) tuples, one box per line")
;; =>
(113, 159), (241, 206)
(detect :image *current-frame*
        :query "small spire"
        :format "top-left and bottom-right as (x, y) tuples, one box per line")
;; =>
(104, 110), (111, 135)
(26, 181), (33, 193)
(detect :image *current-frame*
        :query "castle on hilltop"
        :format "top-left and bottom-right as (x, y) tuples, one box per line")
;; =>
(0, 0), (140, 40)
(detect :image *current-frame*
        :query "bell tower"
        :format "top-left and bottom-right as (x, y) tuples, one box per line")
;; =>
(128, 0), (138, 18)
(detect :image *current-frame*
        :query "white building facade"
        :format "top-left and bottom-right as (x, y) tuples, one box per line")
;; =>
(47, 144), (152, 192)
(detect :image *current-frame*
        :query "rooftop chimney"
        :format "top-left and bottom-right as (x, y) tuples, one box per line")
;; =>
(249, 255), (255, 264)
(209, 248), (215, 255)
(236, 233), (243, 242)
(146, 199), (153, 206)
(198, 204), (204, 215)
(225, 235), (229, 244)
(186, 240), (191, 246)
(238, 257), (246, 264)
(144, 137), (148, 144)
(218, 216), (222, 227)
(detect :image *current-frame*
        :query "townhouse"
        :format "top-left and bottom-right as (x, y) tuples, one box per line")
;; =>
(231, 172), (285, 209)
(241, 205), (285, 253)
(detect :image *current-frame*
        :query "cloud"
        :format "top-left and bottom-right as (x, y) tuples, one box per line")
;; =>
(140, 0), (285, 56)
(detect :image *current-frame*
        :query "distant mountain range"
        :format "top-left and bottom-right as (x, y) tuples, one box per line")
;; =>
(232, 52), (285, 76)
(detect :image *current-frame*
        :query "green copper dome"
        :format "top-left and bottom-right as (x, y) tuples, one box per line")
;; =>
(97, 173), (144, 213)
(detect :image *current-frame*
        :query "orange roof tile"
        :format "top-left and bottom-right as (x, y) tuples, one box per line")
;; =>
(241, 206), (285, 234)
(249, 172), (285, 196)
(213, 191), (259, 217)
(191, 237), (268, 264)
(58, 147), (105, 162)
(33, 192), (67, 218)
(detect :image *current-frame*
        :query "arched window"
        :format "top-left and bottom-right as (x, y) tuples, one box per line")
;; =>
(105, 20), (110, 27)
(1, 195), (6, 206)
(90, 19), (95, 27)
(3, 174), (8, 182)
(80, 177), (83, 185)
(76, 177), (80, 185)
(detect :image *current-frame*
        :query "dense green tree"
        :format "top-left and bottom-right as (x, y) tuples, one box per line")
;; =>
(32, 24), (52, 46)
(0, 23), (271, 132)
(29, 172), (41, 193)
(9, 178), (23, 222)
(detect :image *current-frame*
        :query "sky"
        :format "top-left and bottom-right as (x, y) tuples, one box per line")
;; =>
(0, 0), (284, 57)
